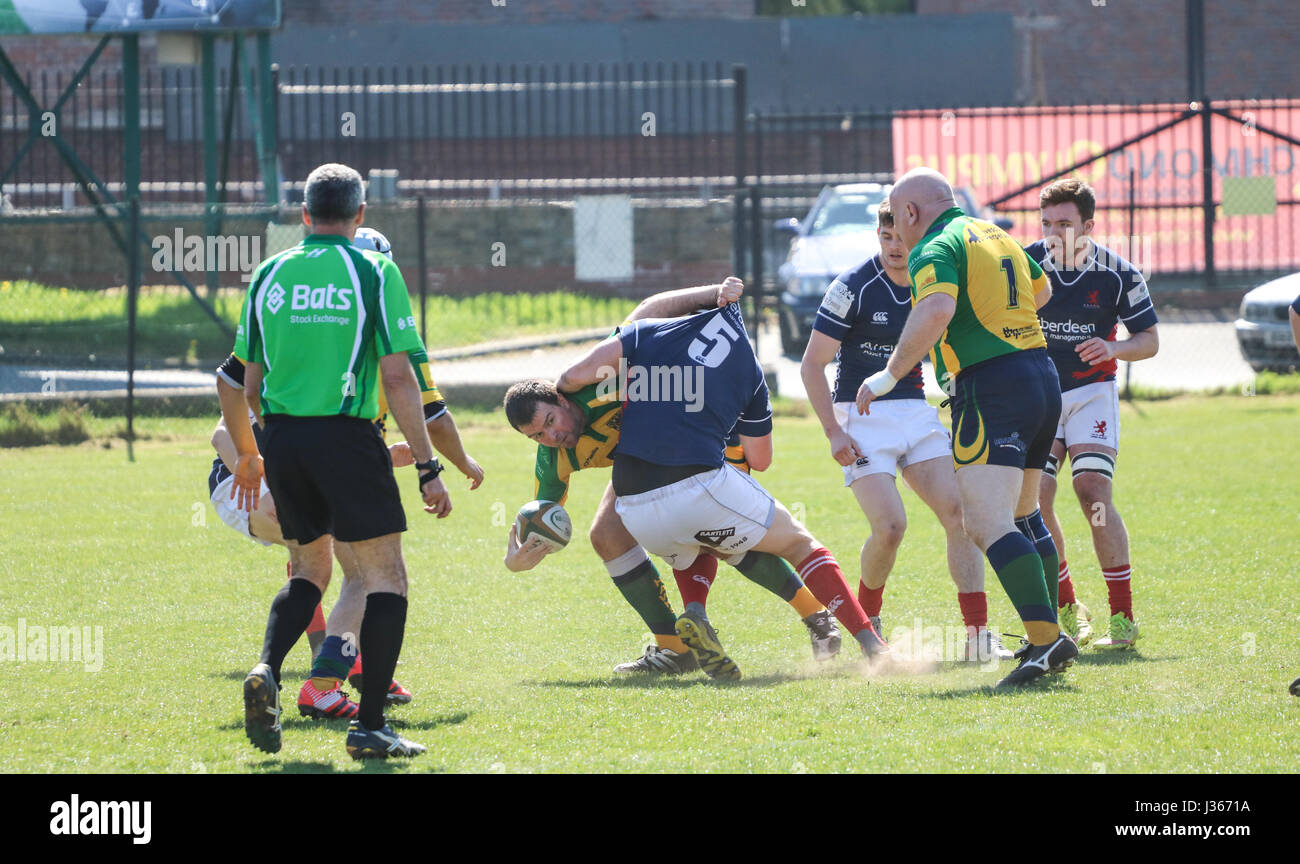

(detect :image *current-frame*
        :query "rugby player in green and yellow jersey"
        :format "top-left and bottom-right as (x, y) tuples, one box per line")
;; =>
(856, 167), (1077, 688)
(502, 279), (843, 676)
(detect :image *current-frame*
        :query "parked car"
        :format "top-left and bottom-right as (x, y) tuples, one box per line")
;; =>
(774, 183), (1012, 354)
(1235, 271), (1300, 372)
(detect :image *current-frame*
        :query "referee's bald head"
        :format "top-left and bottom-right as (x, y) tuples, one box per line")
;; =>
(304, 163), (364, 224)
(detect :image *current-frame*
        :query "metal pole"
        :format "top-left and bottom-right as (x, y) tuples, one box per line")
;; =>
(127, 196), (141, 463)
(749, 109), (764, 343)
(122, 35), (140, 202)
(262, 36), (281, 205)
(417, 196), (428, 345)
(1187, 0), (1215, 284)
(731, 65), (747, 284)
(1200, 101), (1216, 286)
(201, 34), (220, 297)
(1125, 167), (1136, 400)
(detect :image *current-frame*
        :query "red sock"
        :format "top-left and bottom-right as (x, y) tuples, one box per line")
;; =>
(307, 604), (327, 637)
(799, 548), (871, 636)
(1102, 564), (1133, 620)
(673, 554), (718, 609)
(957, 591), (987, 630)
(349, 654), (363, 679)
(857, 582), (885, 617)
(1057, 560), (1077, 606)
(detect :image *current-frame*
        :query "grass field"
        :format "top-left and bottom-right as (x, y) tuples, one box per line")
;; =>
(1, 394), (1298, 773)
(0, 280), (626, 365)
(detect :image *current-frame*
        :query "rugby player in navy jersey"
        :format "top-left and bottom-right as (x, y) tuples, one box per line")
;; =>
(504, 280), (841, 676)
(801, 200), (1012, 661)
(555, 302), (889, 679)
(1025, 179), (1159, 651)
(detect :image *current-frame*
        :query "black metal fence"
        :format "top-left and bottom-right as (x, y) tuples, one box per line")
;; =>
(746, 98), (1300, 294)
(4, 59), (1300, 353)
(0, 61), (744, 209)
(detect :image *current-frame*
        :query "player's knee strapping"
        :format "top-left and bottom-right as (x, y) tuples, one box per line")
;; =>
(1070, 451), (1115, 481)
(732, 551), (823, 619)
(606, 547), (681, 645)
(987, 532), (1057, 644)
(1043, 452), (1060, 479)
(1015, 509), (1060, 610)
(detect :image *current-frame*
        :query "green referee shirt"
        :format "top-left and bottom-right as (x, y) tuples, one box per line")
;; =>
(233, 233), (423, 419)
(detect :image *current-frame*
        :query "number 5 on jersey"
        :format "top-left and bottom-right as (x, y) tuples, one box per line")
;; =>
(688, 314), (740, 367)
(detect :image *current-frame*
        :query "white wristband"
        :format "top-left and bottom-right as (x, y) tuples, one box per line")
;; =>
(865, 369), (898, 397)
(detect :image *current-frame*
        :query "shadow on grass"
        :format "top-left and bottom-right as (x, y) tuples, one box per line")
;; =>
(212, 667), (312, 682)
(1074, 651), (1172, 666)
(916, 676), (1081, 700)
(217, 711), (469, 735)
(523, 672), (812, 690)
(250, 759), (441, 774)
(387, 712), (471, 731)
(250, 760), (338, 774)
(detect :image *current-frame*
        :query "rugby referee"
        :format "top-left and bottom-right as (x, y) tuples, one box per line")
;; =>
(219, 163), (448, 758)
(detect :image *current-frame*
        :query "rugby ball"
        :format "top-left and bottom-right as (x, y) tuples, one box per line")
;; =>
(515, 500), (572, 552)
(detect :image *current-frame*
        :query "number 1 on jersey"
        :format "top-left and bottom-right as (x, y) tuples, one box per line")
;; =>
(999, 256), (1019, 310)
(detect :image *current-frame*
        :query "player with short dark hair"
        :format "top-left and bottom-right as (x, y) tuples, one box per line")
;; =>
(555, 302), (890, 678)
(801, 199), (1011, 662)
(860, 167), (1073, 688)
(1026, 177), (1159, 651)
(503, 280), (843, 676)
(222, 163), (449, 758)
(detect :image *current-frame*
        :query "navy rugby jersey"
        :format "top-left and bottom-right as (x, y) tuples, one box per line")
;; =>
(1025, 240), (1158, 393)
(812, 255), (925, 403)
(615, 303), (772, 468)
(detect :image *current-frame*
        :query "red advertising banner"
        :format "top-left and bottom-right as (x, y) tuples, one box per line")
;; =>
(892, 102), (1300, 274)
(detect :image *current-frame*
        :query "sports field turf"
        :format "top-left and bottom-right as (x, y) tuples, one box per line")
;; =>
(1, 394), (1297, 773)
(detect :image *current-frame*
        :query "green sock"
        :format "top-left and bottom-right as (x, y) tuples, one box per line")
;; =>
(1016, 510), (1060, 609)
(610, 558), (678, 638)
(986, 531), (1056, 643)
(733, 551), (800, 602)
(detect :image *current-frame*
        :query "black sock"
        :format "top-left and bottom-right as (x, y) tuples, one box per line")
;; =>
(358, 592), (407, 731)
(259, 578), (322, 686)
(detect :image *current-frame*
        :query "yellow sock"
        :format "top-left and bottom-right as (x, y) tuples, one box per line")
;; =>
(310, 676), (342, 692)
(789, 587), (823, 619)
(657, 634), (690, 654)
(1024, 620), (1059, 645)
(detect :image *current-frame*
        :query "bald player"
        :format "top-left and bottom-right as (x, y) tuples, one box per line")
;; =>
(857, 168), (1076, 688)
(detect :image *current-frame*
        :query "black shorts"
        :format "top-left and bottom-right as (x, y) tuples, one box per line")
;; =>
(261, 414), (407, 544)
(950, 348), (1062, 471)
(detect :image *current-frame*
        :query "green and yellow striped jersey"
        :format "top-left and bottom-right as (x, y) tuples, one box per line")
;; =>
(907, 207), (1048, 382)
(533, 383), (622, 504)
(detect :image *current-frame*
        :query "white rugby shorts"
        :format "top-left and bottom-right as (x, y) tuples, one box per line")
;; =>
(832, 399), (951, 485)
(614, 466), (775, 570)
(210, 474), (274, 547)
(1056, 380), (1120, 451)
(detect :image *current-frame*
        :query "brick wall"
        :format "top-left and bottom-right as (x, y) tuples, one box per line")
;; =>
(282, 0), (755, 25)
(0, 199), (734, 299)
(916, 0), (1300, 102)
